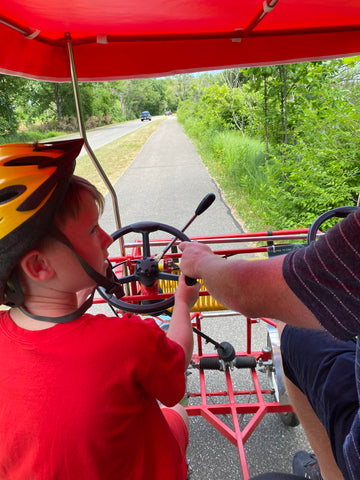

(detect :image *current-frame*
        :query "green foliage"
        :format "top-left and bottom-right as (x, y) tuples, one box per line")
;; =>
(261, 101), (360, 228)
(114, 78), (167, 118)
(0, 70), (225, 133)
(0, 75), (25, 134)
(0, 130), (64, 145)
(209, 132), (266, 195)
(178, 95), (267, 225)
(178, 59), (360, 231)
(3, 63), (360, 233)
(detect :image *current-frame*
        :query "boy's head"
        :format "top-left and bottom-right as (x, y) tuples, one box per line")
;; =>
(53, 174), (105, 230)
(17, 176), (112, 307)
(0, 139), (85, 306)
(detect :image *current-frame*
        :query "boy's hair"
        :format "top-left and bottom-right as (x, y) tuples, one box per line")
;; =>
(36, 176), (105, 254)
(54, 175), (105, 228)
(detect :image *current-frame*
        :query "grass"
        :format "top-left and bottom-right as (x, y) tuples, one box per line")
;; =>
(0, 130), (65, 145)
(1, 118), (165, 194)
(182, 127), (270, 232)
(0, 118), (166, 311)
(73, 118), (166, 194)
(1, 118), (166, 194)
(3, 117), (265, 231)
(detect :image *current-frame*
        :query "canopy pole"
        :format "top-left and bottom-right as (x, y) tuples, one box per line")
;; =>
(65, 36), (125, 257)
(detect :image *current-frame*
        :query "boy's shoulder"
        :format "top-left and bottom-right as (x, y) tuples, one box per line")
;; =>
(84, 312), (164, 337)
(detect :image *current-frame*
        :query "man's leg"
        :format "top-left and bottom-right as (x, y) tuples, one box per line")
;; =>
(283, 373), (343, 480)
(278, 322), (356, 480)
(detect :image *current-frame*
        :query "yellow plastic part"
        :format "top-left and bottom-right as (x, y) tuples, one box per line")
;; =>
(158, 269), (226, 312)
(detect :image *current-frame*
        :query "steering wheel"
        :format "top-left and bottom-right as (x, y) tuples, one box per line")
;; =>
(97, 221), (191, 314)
(307, 206), (359, 244)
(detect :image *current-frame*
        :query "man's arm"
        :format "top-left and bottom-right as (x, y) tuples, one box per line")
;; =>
(179, 241), (321, 330)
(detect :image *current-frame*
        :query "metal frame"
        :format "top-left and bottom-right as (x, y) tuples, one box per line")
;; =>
(66, 40), (126, 255)
(94, 228), (308, 479)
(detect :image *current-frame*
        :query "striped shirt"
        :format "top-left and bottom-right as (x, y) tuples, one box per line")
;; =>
(283, 209), (360, 480)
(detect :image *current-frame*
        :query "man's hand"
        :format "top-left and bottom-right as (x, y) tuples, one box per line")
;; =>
(179, 241), (215, 279)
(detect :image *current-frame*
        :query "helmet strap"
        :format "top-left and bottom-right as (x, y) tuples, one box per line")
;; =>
(4, 270), (25, 307)
(50, 227), (125, 298)
(19, 290), (95, 324)
(17, 227), (125, 324)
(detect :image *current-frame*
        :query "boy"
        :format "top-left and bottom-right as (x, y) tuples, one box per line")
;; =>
(0, 139), (200, 479)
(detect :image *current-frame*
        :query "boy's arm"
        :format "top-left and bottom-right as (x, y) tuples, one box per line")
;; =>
(167, 275), (200, 368)
(179, 241), (320, 330)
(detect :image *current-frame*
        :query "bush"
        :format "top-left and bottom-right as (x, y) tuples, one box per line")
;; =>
(0, 130), (64, 145)
(85, 115), (112, 129)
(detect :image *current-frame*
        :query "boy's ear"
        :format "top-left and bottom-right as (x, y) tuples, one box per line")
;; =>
(19, 250), (55, 282)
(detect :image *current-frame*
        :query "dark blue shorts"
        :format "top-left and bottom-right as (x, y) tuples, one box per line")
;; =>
(280, 325), (358, 474)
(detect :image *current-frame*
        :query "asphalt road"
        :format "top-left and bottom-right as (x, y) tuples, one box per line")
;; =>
(53, 117), (156, 157)
(92, 117), (311, 479)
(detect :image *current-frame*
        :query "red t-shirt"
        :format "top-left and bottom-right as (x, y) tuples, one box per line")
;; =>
(0, 311), (187, 479)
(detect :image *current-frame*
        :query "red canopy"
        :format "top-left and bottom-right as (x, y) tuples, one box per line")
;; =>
(1, 0), (360, 82)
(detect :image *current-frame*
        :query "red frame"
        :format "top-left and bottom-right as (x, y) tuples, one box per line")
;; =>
(94, 227), (308, 479)
(187, 313), (291, 480)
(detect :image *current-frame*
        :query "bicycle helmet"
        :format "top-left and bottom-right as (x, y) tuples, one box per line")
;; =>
(0, 138), (84, 306)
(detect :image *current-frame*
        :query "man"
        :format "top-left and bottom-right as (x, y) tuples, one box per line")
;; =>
(180, 209), (360, 480)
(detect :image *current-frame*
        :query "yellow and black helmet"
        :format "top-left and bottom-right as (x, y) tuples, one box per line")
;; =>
(0, 138), (84, 305)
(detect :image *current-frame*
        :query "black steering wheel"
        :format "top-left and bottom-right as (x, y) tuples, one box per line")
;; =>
(97, 221), (191, 314)
(307, 206), (359, 244)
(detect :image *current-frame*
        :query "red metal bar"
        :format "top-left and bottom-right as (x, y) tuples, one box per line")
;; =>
(185, 311), (295, 479)
(95, 230), (299, 478)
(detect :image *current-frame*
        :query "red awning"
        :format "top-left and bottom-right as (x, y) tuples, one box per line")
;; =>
(1, 0), (360, 82)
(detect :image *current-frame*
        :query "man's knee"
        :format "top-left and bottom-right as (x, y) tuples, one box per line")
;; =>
(277, 321), (287, 339)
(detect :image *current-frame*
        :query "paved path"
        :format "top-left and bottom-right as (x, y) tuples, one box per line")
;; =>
(49, 117), (159, 157)
(100, 116), (242, 237)
(96, 117), (311, 479)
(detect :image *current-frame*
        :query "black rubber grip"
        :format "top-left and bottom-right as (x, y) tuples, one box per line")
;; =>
(199, 356), (257, 370)
(234, 356), (257, 368)
(185, 276), (197, 286)
(199, 357), (221, 370)
(195, 193), (216, 216)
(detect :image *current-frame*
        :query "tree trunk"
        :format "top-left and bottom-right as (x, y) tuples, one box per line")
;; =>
(263, 76), (269, 154)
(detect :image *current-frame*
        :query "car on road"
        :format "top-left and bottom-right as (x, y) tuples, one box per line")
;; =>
(140, 111), (151, 121)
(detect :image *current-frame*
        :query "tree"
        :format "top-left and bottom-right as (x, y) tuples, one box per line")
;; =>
(0, 75), (26, 134)
(221, 69), (262, 136)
